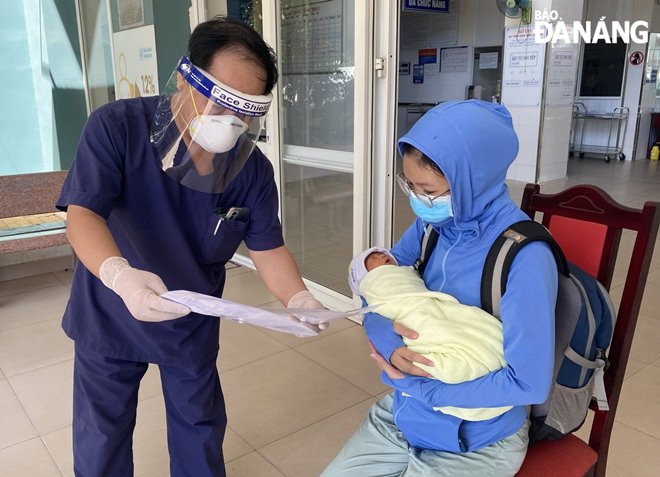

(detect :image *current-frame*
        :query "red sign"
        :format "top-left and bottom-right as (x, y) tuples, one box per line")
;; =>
(630, 51), (645, 65)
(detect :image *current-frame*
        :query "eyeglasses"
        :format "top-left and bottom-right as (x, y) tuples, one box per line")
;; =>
(396, 173), (450, 208)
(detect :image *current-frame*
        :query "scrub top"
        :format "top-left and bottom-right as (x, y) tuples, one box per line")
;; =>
(57, 97), (284, 365)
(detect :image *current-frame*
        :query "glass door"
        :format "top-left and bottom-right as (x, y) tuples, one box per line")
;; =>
(276, 0), (356, 297)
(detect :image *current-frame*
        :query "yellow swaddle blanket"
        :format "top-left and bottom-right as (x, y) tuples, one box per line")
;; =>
(361, 264), (512, 421)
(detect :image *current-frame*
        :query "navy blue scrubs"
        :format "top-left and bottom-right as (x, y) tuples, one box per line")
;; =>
(57, 97), (284, 476)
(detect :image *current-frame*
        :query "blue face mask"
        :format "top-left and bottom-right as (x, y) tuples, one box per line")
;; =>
(409, 194), (453, 224)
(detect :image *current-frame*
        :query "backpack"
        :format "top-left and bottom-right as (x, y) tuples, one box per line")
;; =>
(416, 220), (616, 442)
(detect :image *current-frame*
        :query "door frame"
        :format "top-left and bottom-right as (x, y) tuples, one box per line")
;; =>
(225, 1), (376, 309)
(371, 0), (400, 250)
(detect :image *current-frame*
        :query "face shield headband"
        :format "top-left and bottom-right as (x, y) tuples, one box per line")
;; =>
(177, 56), (272, 119)
(150, 56), (273, 194)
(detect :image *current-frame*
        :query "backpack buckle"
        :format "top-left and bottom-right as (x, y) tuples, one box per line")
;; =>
(597, 348), (610, 371)
(504, 229), (527, 243)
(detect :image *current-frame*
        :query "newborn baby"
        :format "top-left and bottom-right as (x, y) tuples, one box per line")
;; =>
(349, 247), (511, 421)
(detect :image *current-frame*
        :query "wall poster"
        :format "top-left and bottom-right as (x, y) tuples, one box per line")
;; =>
(440, 46), (468, 73)
(112, 25), (159, 99)
(280, 0), (344, 74)
(117, 0), (144, 30)
(501, 25), (546, 107)
(413, 64), (424, 83)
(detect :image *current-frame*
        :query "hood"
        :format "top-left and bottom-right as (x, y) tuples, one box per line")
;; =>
(398, 100), (519, 238)
(348, 246), (398, 296)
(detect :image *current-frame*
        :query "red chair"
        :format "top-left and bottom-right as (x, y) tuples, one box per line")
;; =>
(515, 183), (660, 477)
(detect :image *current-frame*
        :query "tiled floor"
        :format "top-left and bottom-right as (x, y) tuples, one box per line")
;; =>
(1, 157), (660, 476)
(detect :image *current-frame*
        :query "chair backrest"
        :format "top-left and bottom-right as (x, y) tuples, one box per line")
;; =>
(520, 183), (660, 477)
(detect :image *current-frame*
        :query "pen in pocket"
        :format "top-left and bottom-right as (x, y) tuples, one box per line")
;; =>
(213, 206), (250, 235)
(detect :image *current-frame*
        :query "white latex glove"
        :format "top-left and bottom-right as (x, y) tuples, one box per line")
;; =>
(99, 257), (190, 322)
(287, 290), (329, 333)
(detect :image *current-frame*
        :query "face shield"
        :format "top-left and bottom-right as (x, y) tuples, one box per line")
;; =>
(150, 56), (272, 193)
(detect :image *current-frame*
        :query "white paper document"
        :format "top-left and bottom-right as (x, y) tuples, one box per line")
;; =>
(162, 290), (377, 337)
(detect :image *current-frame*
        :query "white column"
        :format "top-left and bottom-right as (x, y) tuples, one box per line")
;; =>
(502, 0), (584, 183)
(537, 0), (584, 181)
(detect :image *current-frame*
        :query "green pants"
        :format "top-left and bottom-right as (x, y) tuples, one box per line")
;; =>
(321, 395), (529, 477)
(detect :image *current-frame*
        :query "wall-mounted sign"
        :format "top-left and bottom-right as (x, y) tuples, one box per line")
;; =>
(479, 52), (499, 70)
(440, 46), (468, 73)
(629, 50), (645, 66)
(117, 0), (144, 30)
(501, 26), (545, 107)
(413, 64), (424, 84)
(403, 0), (450, 14)
(419, 48), (438, 65)
(399, 62), (411, 75)
(112, 25), (159, 99)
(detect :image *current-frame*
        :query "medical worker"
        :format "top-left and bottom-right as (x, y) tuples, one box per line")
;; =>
(57, 16), (324, 476)
(321, 100), (558, 476)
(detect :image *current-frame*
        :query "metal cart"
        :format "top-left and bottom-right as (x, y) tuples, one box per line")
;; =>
(570, 103), (629, 162)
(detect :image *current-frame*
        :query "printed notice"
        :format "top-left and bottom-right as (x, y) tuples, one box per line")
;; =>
(440, 46), (468, 73)
(413, 64), (424, 83)
(479, 52), (499, 69)
(546, 46), (579, 106)
(501, 26), (546, 106)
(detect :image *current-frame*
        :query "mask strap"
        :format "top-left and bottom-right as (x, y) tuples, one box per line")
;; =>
(188, 83), (203, 121)
(162, 134), (184, 169)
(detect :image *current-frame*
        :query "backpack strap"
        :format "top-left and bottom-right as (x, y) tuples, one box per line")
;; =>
(481, 220), (570, 319)
(414, 223), (439, 276)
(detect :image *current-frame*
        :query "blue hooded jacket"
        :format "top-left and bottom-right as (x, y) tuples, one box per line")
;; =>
(365, 100), (558, 452)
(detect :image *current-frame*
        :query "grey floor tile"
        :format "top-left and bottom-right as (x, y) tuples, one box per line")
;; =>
(221, 349), (370, 448)
(259, 398), (376, 477)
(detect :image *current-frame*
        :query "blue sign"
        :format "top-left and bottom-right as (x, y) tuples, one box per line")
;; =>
(413, 64), (424, 84)
(419, 48), (438, 65)
(403, 0), (450, 14)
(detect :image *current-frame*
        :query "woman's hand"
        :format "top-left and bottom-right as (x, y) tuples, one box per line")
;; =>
(372, 322), (434, 378)
(368, 341), (404, 379)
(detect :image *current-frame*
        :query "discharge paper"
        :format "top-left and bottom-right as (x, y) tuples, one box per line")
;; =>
(162, 290), (377, 337)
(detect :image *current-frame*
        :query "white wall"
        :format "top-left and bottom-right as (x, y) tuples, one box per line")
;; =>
(503, 0), (552, 183)
(636, 32), (660, 160)
(474, 0), (506, 47)
(581, 0), (654, 161)
(506, 0), (656, 185)
(537, 0), (584, 182)
(397, 0), (504, 104)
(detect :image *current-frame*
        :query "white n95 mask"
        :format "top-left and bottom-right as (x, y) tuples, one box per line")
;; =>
(188, 115), (249, 153)
(151, 56), (272, 193)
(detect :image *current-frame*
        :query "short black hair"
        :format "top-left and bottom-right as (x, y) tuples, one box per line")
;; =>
(188, 16), (278, 94)
(401, 143), (444, 177)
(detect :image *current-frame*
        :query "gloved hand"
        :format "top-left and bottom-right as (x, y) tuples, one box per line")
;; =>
(287, 290), (329, 333)
(99, 257), (190, 322)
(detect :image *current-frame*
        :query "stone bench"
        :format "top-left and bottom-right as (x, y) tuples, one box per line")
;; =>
(0, 171), (73, 280)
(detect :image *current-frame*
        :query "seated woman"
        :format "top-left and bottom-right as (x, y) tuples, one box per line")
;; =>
(348, 247), (511, 421)
(322, 100), (558, 477)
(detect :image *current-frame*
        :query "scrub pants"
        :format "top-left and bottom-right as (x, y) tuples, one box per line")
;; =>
(320, 395), (529, 477)
(72, 344), (227, 476)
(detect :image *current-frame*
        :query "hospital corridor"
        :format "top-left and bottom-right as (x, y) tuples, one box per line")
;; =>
(6, 0), (660, 475)
(1, 158), (660, 476)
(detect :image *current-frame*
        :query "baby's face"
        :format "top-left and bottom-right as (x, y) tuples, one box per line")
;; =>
(365, 252), (396, 271)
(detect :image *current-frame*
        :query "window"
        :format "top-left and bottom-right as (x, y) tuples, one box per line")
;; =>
(579, 41), (627, 97)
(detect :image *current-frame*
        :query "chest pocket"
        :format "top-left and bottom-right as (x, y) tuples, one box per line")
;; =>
(200, 215), (248, 264)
